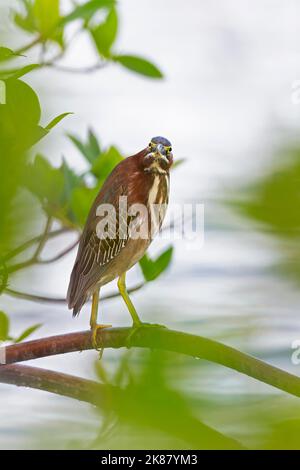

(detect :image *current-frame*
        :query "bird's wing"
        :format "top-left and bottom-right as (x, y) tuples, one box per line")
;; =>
(79, 211), (129, 275)
(67, 183), (137, 312)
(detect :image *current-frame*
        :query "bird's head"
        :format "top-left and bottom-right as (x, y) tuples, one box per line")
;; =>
(142, 136), (173, 174)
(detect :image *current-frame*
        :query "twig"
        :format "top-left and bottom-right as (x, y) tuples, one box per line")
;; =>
(4, 288), (66, 303)
(44, 61), (108, 74)
(3, 229), (79, 274)
(32, 216), (52, 260)
(6, 258), (37, 274)
(14, 36), (42, 55)
(4, 282), (145, 304)
(38, 237), (79, 264)
(2, 327), (300, 399)
(0, 227), (73, 263)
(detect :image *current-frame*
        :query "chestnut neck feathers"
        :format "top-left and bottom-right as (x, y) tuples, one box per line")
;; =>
(97, 148), (170, 208)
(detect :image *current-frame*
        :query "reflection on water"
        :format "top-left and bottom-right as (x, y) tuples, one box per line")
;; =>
(1, 0), (300, 449)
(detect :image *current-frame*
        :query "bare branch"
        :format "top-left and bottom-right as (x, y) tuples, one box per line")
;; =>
(6, 258), (36, 274)
(2, 327), (300, 399)
(14, 36), (42, 55)
(4, 288), (66, 304)
(1, 227), (74, 264)
(38, 238), (79, 264)
(0, 364), (244, 449)
(0, 364), (111, 405)
(32, 216), (52, 260)
(3, 228), (79, 274)
(4, 282), (145, 304)
(44, 62), (108, 74)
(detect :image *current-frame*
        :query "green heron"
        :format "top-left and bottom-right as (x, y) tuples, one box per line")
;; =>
(67, 136), (173, 348)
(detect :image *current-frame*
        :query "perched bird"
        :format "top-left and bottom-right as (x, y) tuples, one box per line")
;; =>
(67, 136), (173, 348)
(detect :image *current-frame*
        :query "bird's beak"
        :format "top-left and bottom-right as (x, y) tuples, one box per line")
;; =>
(154, 143), (168, 162)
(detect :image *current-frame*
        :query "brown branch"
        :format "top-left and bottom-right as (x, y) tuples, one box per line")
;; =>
(2, 327), (300, 399)
(0, 364), (113, 406)
(0, 364), (244, 449)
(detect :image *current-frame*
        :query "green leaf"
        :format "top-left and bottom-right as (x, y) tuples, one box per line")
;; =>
(0, 47), (14, 61)
(60, 158), (83, 204)
(172, 158), (186, 169)
(0, 78), (42, 150)
(70, 186), (98, 226)
(114, 55), (163, 78)
(0, 311), (9, 341)
(24, 154), (64, 207)
(0, 64), (40, 80)
(139, 246), (174, 282)
(32, 125), (49, 145)
(91, 7), (118, 57)
(0, 47), (23, 62)
(45, 112), (73, 131)
(91, 145), (123, 185)
(87, 128), (101, 158)
(31, 112), (72, 145)
(61, 0), (115, 26)
(14, 323), (42, 343)
(13, 0), (36, 33)
(14, 0), (63, 44)
(33, 0), (62, 42)
(68, 133), (88, 158)
(67, 129), (101, 164)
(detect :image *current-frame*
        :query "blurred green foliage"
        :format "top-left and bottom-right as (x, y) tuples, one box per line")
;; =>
(0, 75), (68, 254)
(231, 146), (300, 283)
(90, 350), (243, 450)
(233, 147), (300, 236)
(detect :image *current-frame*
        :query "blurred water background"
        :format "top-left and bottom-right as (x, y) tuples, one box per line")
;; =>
(1, 0), (300, 449)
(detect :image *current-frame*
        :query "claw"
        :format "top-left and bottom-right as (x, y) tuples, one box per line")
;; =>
(91, 324), (112, 352)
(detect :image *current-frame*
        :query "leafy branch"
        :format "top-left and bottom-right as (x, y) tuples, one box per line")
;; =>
(5, 0), (163, 79)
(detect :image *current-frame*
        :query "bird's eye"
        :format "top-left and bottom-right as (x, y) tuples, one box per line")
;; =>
(166, 146), (172, 153)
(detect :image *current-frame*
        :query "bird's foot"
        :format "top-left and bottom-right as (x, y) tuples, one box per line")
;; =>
(125, 321), (166, 348)
(91, 324), (112, 353)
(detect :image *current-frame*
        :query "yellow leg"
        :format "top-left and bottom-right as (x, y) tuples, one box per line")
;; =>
(117, 273), (142, 326)
(117, 272), (166, 347)
(90, 287), (111, 350)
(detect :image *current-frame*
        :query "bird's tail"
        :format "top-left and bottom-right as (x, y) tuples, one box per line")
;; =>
(71, 298), (86, 317)
(67, 261), (86, 317)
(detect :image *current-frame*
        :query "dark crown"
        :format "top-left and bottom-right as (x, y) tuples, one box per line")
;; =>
(151, 136), (171, 147)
